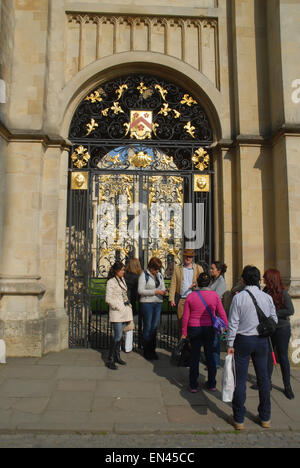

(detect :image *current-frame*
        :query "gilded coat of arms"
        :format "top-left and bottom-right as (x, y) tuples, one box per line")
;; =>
(130, 111), (153, 140)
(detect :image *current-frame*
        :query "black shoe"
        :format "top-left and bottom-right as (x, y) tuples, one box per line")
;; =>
(143, 341), (153, 360)
(114, 341), (126, 365)
(106, 341), (118, 370)
(144, 353), (152, 360)
(284, 385), (295, 400)
(149, 350), (159, 360)
(114, 354), (126, 365)
(106, 360), (118, 370)
(149, 337), (159, 360)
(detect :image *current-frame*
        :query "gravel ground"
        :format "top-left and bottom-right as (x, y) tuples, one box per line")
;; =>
(0, 431), (299, 448)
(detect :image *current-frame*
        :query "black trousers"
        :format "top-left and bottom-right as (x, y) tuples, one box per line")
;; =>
(268, 325), (291, 388)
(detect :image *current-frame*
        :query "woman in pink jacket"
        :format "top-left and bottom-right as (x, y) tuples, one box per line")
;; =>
(182, 272), (228, 392)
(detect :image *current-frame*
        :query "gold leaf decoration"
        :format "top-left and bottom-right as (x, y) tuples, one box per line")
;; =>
(155, 84), (168, 101)
(111, 102), (124, 115)
(192, 148), (210, 171)
(184, 121), (196, 138)
(129, 151), (152, 169)
(137, 82), (147, 95)
(180, 94), (197, 106)
(115, 84), (128, 100)
(158, 103), (172, 116)
(85, 89), (104, 103)
(194, 174), (210, 192)
(152, 123), (159, 136)
(86, 118), (98, 136)
(102, 108), (109, 116)
(173, 109), (181, 119)
(107, 153), (122, 167)
(71, 172), (88, 190)
(71, 146), (91, 169)
(123, 122), (130, 136)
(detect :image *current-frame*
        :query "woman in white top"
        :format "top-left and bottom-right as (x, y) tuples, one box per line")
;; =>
(105, 261), (133, 370)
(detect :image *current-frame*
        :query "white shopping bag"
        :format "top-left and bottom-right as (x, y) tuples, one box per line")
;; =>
(0, 339), (6, 364)
(222, 354), (236, 402)
(124, 330), (133, 353)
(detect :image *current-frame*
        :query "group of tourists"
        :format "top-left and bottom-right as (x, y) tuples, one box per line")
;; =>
(105, 249), (295, 430)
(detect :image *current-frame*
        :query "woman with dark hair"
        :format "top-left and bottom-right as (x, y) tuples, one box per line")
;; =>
(125, 258), (142, 316)
(263, 269), (295, 399)
(138, 257), (167, 360)
(209, 261), (227, 299)
(209, 261), (227, 368)
(123, 258), (143, 352)
(105, 262), (133, 370)
(182, 272), (228, 392)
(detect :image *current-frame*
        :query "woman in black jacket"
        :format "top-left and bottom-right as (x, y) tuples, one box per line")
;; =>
(124, 258), (142, 315)
(263, 269), (295, 399)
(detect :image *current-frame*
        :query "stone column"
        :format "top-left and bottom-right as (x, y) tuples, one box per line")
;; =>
(213, 143), (238, 289)
(235, 141), (275, 273)
(0, 139), (46, 356)
(39, 143), (69, 354)
(0, 136), (69, 356)
(230, 0), (275, 275)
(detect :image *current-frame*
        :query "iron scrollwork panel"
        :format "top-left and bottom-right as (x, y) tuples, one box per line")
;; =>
(69, 73), (213, 175)
(90, 171), (186, 279)
(144, 174), (184, 278)
(66, 183), (91, 347)
(92, 172), (139, 278)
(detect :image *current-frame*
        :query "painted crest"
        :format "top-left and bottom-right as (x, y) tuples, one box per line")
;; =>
(130, 110), (153, 140)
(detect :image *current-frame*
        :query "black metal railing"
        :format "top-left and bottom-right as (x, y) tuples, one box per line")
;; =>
(86, 295), (178, 351)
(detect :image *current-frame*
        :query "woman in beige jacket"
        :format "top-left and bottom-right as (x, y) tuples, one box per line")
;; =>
(105, 261), (133, 370)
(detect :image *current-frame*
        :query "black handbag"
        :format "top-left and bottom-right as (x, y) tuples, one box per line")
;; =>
(245, 290), (277, 338)
(170, 338), (191, 367)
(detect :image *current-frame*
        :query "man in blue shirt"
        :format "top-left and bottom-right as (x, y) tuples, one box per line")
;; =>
(227, 265), (278, 430)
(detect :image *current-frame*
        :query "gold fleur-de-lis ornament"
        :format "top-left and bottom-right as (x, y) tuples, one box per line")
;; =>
(192, 148), (210, 171)
(71, 146), (91, 169)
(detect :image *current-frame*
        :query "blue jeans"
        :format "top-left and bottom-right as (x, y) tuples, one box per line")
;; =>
(233, 335), (271, 424)
(140, 302), (162, 342)
(112, 322), (127, 342)
(188, 326), (216, 390)
(212, 333), (221, 367)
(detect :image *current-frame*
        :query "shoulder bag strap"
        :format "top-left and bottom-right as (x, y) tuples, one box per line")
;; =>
(196, 291), (214, 322)
(245, 290), (266, 321)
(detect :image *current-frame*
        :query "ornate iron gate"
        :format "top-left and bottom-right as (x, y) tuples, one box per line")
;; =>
(66, 73), (213, 349)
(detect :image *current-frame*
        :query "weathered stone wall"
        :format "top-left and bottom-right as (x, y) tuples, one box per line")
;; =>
(65, 13), (219, 88)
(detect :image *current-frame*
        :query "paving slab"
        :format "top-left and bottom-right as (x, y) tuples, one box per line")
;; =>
(0, 348), (299, 435)
(0, 379), (55, 398)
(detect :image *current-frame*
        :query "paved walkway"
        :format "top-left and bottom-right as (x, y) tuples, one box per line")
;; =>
(0, 348), (299, 434)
